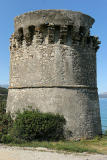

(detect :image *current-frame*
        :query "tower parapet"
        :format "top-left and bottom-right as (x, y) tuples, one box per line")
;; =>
(12, 10), (100, 50)
(7, 10), (102, 139)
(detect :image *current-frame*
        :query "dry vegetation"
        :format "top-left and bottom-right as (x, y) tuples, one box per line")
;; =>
(8, 135), (107, 154)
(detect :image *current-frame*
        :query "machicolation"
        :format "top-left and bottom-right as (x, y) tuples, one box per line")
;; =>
(7, 10), (102, 139)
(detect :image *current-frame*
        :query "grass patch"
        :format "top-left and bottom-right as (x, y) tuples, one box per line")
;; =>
(7, 135), (107, 154)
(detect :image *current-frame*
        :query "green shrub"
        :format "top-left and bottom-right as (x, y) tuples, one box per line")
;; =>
(0, 102), (66, 143)
(11, 110), (66, 141)
(0, 113), (13, 134)
(1, 134), (13, 144)
(0, 133), (2, 140)
(0, 101), (13, 142)
(0, 101), (6, 114)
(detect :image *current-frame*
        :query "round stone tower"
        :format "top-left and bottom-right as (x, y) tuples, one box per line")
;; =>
(7, 10), (102, 139)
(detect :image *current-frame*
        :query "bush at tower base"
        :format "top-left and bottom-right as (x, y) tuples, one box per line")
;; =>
(10, 109), (66, 142)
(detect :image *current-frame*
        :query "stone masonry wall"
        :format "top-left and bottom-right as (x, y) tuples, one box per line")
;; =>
(7, 10), (102, 139)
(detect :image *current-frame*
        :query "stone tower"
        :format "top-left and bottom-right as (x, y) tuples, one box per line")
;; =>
(7, 10), (102, 139)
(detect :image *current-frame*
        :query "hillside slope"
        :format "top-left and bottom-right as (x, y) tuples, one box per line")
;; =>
(0, 87), (8, 95)
(0, 87), (8, 102)
(99, 93), (107, 98)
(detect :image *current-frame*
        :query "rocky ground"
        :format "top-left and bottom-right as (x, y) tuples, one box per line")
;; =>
(0, 145), (107, 160)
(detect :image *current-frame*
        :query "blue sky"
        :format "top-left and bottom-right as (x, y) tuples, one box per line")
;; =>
(0, 0), (106, 93)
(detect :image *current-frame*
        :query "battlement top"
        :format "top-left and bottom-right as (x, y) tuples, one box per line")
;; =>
(14, 9), (94, 32)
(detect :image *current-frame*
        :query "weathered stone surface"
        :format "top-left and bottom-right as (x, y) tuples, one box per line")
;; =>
(7, 10), (102, 139)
